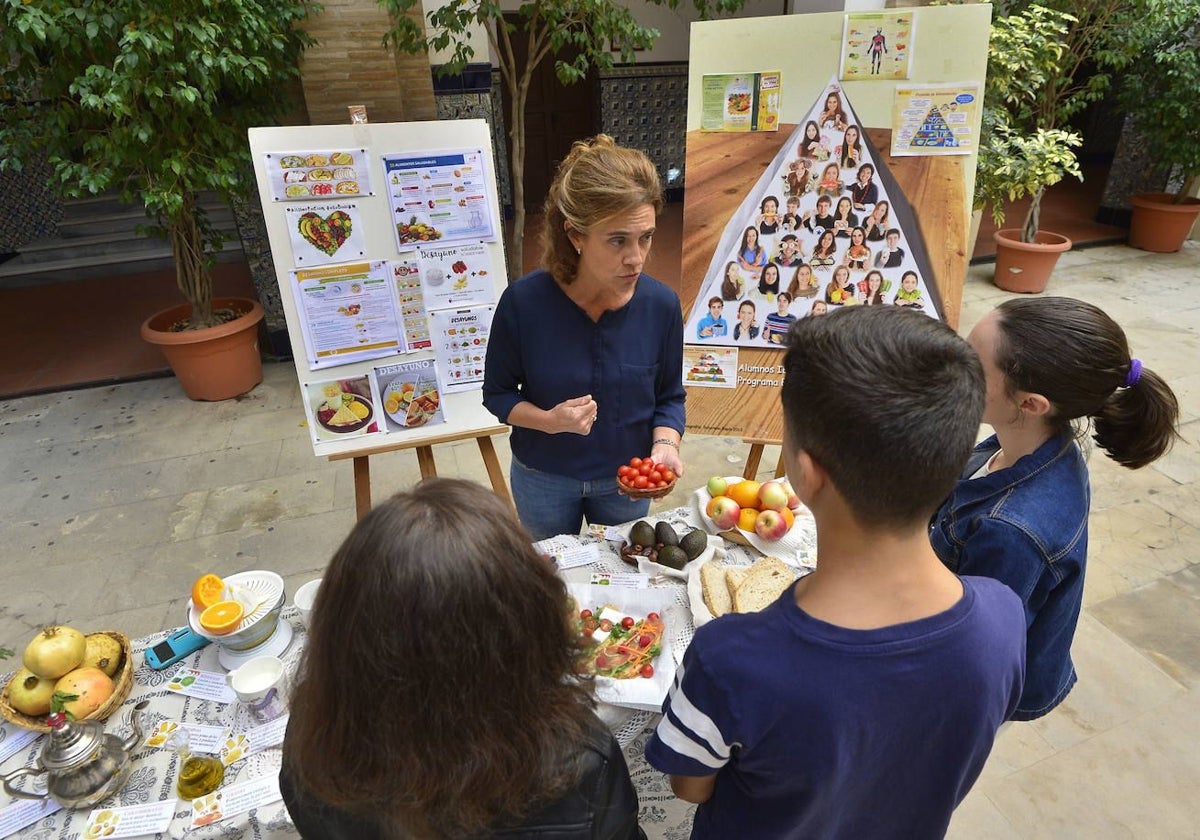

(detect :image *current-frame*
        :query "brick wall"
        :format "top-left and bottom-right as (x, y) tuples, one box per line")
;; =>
(299, 0), (437, 125)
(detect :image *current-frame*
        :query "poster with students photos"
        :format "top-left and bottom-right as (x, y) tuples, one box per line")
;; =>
(264, 149), (371, 202)
(284, 201), (367, 266)
(683, 77), (940, 350)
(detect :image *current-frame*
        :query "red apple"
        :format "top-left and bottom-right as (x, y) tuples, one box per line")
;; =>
(707, 476), (730, 498)
(780, 479), (802, 511)
(706, 495), (741, 530)
(758, 481), (791, 512)
(754, 508), (790, 541)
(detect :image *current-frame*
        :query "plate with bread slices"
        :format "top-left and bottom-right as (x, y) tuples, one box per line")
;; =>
(687, 556), (811, 628)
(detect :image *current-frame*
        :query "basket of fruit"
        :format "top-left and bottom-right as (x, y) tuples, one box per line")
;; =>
(616, 456), (678, 500)
(1, 627), (133, 732)
(618, 519), (714, 578)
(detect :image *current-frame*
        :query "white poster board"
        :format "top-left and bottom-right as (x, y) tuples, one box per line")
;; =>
(248, 120), (508, 459)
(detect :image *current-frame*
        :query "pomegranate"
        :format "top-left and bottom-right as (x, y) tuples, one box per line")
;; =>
(83, 633), (123, 677)
(53, 667), (114, 719)
(23, 625), (86, 679)
(7, 667), (56, 716)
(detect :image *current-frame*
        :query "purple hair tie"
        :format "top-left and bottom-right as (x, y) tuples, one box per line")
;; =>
(1124, 358), (1142, 388)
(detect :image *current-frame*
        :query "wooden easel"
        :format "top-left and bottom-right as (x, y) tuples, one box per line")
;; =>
(328, 424), (513, 520)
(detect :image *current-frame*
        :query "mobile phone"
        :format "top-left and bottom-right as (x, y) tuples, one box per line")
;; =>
(144, 627), (211, 670)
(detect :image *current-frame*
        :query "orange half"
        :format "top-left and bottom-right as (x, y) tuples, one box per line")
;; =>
(199, 601), (244, 635)
(191, 574), (226, 610)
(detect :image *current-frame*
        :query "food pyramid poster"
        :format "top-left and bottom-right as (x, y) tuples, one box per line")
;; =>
(685, 78), (943, 350)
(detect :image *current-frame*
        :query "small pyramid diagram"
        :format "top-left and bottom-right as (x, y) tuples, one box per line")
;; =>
(910, 106), (958, 149)
(685, 77), (942, 350)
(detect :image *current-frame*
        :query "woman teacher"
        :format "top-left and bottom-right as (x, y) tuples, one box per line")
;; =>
(484, 135), (685, 541)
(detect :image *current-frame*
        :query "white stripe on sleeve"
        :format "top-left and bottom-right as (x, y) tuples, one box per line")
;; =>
(655, 713), (729, 770)
(668, 683), (736, 761)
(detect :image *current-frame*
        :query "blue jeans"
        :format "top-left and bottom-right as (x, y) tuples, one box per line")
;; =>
(510, 456), (650, 542)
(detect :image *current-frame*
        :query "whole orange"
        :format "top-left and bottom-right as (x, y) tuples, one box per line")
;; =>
(737, 507), (760, 533)
(780, 506), (795, 530)
(727, 480), (762, 510)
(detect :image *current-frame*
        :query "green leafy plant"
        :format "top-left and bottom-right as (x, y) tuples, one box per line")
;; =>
(1118, 0), (1200, 203)
(0, 1), (320, 329)
(975, 5), (1083, 242)
(379, 0), (745, 277)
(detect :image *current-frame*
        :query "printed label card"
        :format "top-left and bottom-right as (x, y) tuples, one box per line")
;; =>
(0, 798), (62, 837)
(188, 775), (282, 830)
(166, 667), (237, 704)
(284, 201), (367, 266)
(0, 724), (40, 763)
(393, 257), (432, 350)
(534, 535), (601, 571)
(683, 346), (738, 389)
(221, 714), (289, 767)
(82, 800), (175, 839)
(143, 720), (228, 754)
(589, 573), (651, 589)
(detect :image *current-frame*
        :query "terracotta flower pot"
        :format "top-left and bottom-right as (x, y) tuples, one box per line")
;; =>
(992, 229), (1072, 294)
(140, 297), (265, 401)
(1128, 193), (1200, 253)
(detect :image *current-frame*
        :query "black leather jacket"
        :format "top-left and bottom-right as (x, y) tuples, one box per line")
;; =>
(279, 711), (645, 839)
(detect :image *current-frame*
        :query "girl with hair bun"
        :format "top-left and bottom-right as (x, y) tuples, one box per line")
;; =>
(931, 297), (1179, 721)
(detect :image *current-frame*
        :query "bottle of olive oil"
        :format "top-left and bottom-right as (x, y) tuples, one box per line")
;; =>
(170, 730), (224, 800)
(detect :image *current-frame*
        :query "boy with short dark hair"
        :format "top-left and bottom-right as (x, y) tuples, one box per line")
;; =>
(646, 306), (1025, 840)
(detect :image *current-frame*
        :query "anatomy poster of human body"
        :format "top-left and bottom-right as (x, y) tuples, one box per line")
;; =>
(840, 12), (914, 80)
(684, 79), (941, 350)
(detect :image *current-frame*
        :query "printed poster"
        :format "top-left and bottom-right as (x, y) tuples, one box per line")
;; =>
(383, 149), (498, 250)
(292, 261), (404, 369)
(890, 84), (981, 156)
(416, 242), (497, 310)
(683, 346), (737, 389)
(700, 72), (782, 132)
(374, 358), (446, 432)
(429, 306), (494, 393)
(683, 78), (942, 350)
(840, 12), (914, 80)
(263, 149), (371, 202)
(303, 375), (382, 444)
(393, 256), (432, 350)
(284, 201), (367, 266)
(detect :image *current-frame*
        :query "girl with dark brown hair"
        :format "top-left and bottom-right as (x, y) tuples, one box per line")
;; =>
(931, 297), (1179, 721)
(281, 478), (644, 839)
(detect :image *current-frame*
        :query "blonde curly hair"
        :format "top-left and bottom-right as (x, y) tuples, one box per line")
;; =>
(542, 135), (663, 285)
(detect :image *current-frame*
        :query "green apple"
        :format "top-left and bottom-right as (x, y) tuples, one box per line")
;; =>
(707, 476), (729, 497)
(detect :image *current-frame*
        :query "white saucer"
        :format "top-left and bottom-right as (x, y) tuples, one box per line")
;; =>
(215, 620), (294, 671)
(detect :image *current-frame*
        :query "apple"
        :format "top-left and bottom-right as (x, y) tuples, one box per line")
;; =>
(706, 495), (741, 530)
(757, 481), (791, 512)
(780, 479), (802, 511)
(754, 508), (791, 542)
(707, 476), (730, 498)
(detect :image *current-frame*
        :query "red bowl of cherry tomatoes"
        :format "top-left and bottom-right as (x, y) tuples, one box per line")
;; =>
(616, 456), (678, 500)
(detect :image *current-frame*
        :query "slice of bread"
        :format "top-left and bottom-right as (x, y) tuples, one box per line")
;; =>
(731, 556), (796, 613)
(724, 567), (748, 605)
(701, 562), (734, 618)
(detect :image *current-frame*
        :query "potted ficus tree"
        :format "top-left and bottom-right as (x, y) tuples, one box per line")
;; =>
(976, 5), (1083, 292)
(1119, 0), (1200, 252)
(0, 0), (319, 400)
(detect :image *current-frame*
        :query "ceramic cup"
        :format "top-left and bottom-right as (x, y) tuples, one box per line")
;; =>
(294, 578), (322, 629)
(226, 655), (288, 723)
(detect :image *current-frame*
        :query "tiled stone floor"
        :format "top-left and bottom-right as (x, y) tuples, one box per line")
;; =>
(2, 241), (1198, 838)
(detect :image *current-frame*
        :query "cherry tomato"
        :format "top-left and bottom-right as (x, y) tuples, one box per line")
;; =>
(599, 619), (613, 632)
(649, 470), (662, 483)
(583, 618), (598, 632)
(580, 609), (593, 619)
(596, 655), (610, 670)
(634, 475), (649, 489)
(654, 480), (666, 488)
(640, 664), (655, 678)
(629, 457), (643, 468)
(617, 466), (630, 479)
(621, 616), (635, 629)
(582, 628), (594, 639)
(647, 612), (660, 622)
(638, 633), (653, 647)
(661, 469), (676, 483)
(638, 463), (652, 476)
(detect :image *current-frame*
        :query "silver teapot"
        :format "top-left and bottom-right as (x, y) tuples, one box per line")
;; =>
(2, 700), (149, 809)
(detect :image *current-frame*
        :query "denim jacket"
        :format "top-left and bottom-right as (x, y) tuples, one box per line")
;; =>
(930, 433), (1088, 720)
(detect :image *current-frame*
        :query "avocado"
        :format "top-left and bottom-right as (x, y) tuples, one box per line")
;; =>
(680, 529), (708, 561)
(629, 520), (656, 549)
(656, 545), (689, 570)
(655, 521), (679, 547)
